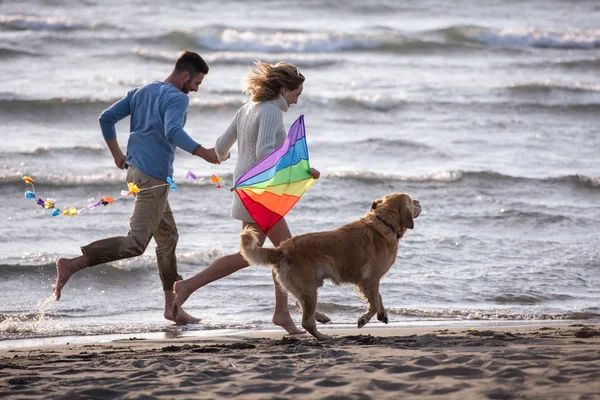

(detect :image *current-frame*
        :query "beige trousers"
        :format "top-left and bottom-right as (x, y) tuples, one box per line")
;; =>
(81, 166), (181, 290)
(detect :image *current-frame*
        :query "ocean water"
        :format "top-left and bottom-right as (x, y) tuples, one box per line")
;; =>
(1, 0), (599, 342)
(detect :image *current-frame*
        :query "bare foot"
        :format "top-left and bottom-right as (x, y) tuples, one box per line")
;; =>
(273, 312), (306, 335)
(54, 256), (88, 301)
(173, 280), (193, 310)
(165, 306), (201, 324)
(165, 285), (200, 324)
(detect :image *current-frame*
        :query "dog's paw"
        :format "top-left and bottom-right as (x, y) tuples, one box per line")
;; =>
(315, 311), (331, 324)
(315, 333), (331, 341)
(357, 316), (368, 329)
(377, 312), (388, 324)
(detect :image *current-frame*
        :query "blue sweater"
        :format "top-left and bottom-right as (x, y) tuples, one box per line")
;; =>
(99, 81), (200, 181)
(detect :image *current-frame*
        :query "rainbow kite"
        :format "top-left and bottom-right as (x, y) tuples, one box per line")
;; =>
(233, 115), (316, 233)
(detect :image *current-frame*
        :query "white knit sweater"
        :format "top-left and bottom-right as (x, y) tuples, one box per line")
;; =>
(215, 95), (289, 222)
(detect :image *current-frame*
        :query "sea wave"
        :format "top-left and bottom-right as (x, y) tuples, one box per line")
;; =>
(491, 293), (575, 305)
(133, 48), (340, 67)
(0, 97), (112, 117)
(148, 27), (468, 54)
(507, 81), (600, 94)
(442, 25), (600, 50)
(0, 15), (114, 32)
(329, 169), (465, 184)
(0, 96), (246, 116)
(385, 307), (600, 320)
(16, 145), (106, 156)
(0, 317), (255, 341)
(336, 95), (406, 111)
(329, 170), (600, 190)
(0, 249), (222, 274)
(3, 92), (598, 122)
(354, 138), (430, 150)
(486, 209), (571, 225)
(0, 46), (41, 58)
(514, 57), (600, 70)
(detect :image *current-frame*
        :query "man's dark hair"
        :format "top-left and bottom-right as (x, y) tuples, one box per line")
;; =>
(174, 50), (209, 75)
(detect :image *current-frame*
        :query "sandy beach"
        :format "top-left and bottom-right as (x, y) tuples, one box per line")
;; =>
(1, 323), (599, 399)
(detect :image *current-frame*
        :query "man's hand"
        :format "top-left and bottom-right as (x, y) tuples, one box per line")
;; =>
(114, 153), (127, 169)
(193, 146), (220, 164)
(310, 168), (320, 179)
(106, 139), (126, 169)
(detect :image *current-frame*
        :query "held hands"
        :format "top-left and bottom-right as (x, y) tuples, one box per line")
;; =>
(194, 146), (220, 164)
(310, 168), (320, 179)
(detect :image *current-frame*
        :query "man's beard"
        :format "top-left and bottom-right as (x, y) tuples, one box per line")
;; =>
(181, 78), (191, 94)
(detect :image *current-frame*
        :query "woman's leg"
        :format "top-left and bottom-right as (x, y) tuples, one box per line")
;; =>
(173, 225), (267, 311)
(174, 219), (304, 334)
(263, 218), (305, 334)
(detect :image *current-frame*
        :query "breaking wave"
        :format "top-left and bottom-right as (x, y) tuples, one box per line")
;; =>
(0, 15), (115, 31)
(329, 170), (600, 190)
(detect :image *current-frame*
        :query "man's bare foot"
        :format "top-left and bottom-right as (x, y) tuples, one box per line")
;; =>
(54, 256), (88, 301)
(164, 286), (200, 324)
(273, 312), (305, 335)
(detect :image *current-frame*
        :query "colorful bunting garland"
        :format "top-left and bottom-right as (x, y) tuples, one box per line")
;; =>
(22, 172), (224, 218)
(186, 171), (228, 189)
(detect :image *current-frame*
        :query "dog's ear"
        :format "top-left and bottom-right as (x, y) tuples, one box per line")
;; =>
(371, 199), (383, 210)
(400, 205), (414, 229)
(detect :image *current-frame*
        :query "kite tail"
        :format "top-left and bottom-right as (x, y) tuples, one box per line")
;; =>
(240, 227), (284, 267)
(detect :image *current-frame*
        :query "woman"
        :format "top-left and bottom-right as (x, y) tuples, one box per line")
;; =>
(173, 61), (320, 334)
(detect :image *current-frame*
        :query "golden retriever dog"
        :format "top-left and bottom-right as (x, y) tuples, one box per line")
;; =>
(240, 193), (421, 340)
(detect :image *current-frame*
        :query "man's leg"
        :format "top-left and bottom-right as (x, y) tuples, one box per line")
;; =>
(154, 201), (200, 324)
(54, 167), (167, 300)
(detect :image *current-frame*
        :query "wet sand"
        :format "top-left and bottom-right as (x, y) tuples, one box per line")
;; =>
(1, 324), (600, 399)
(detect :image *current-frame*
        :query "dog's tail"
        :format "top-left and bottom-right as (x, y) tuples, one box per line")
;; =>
(240, 227), (284, 267)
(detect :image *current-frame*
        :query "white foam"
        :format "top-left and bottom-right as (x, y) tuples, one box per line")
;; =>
(329, 169), (463, 183)
(0, 15), (97, 31)
(134, 48), (340, 67)
(0, 294), (65, 340)
(196, 29), (377, 53)
(107, 248), (222, 270)
(338, 94), (406, 111)
(473, 27), (600, 49)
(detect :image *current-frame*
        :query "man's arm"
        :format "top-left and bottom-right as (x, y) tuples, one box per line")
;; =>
(164, 95), (219, 164)
(106, 139), (126, 169)
(99, 90), (136, 169)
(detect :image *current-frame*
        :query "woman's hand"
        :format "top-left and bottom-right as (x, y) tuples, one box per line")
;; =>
(310, 168), (320, 179)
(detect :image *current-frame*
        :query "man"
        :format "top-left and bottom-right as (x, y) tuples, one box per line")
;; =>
(54, 50), (218, 324)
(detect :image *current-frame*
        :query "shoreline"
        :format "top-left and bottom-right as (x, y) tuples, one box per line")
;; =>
(1, 323), (600, 399)
(2, 318), (598, 351)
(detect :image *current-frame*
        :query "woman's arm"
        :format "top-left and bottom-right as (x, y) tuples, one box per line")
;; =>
(215, 112), (238, 162)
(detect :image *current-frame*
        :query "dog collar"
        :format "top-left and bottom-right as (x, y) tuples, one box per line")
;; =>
(375, 215), (401, 239)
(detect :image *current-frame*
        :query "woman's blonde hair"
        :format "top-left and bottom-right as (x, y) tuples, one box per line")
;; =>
(243, 61), (305, 102)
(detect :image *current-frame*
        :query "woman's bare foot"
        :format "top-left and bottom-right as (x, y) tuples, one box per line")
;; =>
(172, 280), (193, 311)
(273, 312), (305, 335)
(54, 256), (88, 300)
